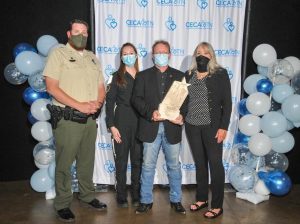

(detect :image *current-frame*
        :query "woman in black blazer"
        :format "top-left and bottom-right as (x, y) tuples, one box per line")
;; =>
(184, 42), (232, 219)
(105, 43), (142, 208)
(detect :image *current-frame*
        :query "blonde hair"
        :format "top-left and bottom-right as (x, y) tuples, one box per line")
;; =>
(188, 42), (221, 75)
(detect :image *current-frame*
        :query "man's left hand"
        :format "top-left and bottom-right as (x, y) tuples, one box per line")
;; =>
(169, 114), (184, 125)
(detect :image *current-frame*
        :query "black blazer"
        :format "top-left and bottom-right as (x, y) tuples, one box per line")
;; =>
(184, 68), (232, 130)
(131, 66), (185, 144)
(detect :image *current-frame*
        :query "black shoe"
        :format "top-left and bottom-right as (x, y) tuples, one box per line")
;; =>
(82, 198), (107, 211)
(135, 203), (153, 214)
(57, 208), (75, 223)
(117, 198), (129, 208)
(170, 202), (186, 214)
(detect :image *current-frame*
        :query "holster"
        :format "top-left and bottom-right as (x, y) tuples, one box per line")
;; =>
(46, 104), (63, 129)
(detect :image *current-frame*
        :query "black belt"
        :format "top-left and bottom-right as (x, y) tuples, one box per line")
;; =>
(47, 105), (101, 129)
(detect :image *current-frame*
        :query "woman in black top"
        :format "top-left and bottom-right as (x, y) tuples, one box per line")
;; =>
(184, 42), (232, 219)
(105, 43), (142, 207)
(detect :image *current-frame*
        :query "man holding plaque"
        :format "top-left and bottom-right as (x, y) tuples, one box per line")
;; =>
(131, 40), (186, 214)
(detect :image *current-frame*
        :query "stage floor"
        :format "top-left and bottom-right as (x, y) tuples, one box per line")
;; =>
(0, 181), (299, 224)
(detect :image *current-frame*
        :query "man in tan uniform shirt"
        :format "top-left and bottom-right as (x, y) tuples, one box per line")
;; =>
(44, 19), (106, 223)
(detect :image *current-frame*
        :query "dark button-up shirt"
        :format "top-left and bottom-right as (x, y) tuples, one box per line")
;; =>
(105, 71), (138, 128)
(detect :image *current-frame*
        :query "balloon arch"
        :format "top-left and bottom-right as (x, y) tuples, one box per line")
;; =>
(4, 39), (300, 203)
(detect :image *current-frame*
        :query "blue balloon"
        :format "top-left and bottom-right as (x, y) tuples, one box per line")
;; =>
(27, 111), (38, 125)
(256, 78), (273, 94)
(238, 98), (250, 116)
(23, 87), (50, 105)
(258, 171), (292, 196)
(257, 65), (269, 77)
(234, 131), (250, 145)
(15, 51), (44, 76)
(36, 35), (58, 56)
(13, 42), (37, 59)
(229, 165), (257, 192)
(30, 168), (54, 192)
(272, 84), (294, 103)
(282, 94), (300, 123)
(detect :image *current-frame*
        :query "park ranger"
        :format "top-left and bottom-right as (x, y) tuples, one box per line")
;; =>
(44, 19), (106, 223)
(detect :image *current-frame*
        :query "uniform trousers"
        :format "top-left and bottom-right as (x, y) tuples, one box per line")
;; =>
(53, 117), (97, 211)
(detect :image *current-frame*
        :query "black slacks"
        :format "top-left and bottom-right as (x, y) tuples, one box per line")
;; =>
(114, 124), (142, 201)
(185, 122), (224, 208)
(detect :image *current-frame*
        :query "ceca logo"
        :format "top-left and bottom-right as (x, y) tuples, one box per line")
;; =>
(137, 44), (148, 57)
(223, 18), (235, 32)
(96, 45), (120, 54)
(126, 18), (154, 28)
(185, 20), (213, 29)
(197, 0), (209, 9)
(105, 15), (118, 29)
(104, 160), (116, 173)
(156, 0), (185, 6)
(224, 66), (234, 80)
(214, 49), (240, 57)
(215, 0), (244, 8)
(165, 17), (177, 31)
(104, 65), (116, 79)
(97, 142), (112, 150)
(171, 47), (184, 56)
(97, 0), (126, 4)
(136, 0), (148, 7)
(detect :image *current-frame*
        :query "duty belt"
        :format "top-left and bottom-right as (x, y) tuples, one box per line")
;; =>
(46, 104), (101, 129)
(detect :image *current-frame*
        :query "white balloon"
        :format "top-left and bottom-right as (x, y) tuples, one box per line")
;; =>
(284, 56), (300, 75)
(34, 160), (50, 169)
(249, 133), (272, 156)
(252, 44), (277, 67)
(246, 92), (271, 116)
(243, 74), (265, 95)
(254, 179), (270, 196)
(238, 114), (261, 136)
(31, 98), (52, 121)
(31, 121), (53, 142)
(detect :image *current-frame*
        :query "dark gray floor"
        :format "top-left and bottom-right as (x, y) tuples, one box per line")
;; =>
(0, 181), (299, 224)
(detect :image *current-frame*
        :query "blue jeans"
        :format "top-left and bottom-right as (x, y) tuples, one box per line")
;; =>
(140, 123), (182, 204)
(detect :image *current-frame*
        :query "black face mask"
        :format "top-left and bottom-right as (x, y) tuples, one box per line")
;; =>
(196, 55), (210, 72)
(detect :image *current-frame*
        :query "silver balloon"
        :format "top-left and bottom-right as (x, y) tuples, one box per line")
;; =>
(264, 151), (289, 172)
(268, 59), (294, 84)
(3, 63), (28, 85)
(291, 71), (300, 94)
(28, 71), (46, 92)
